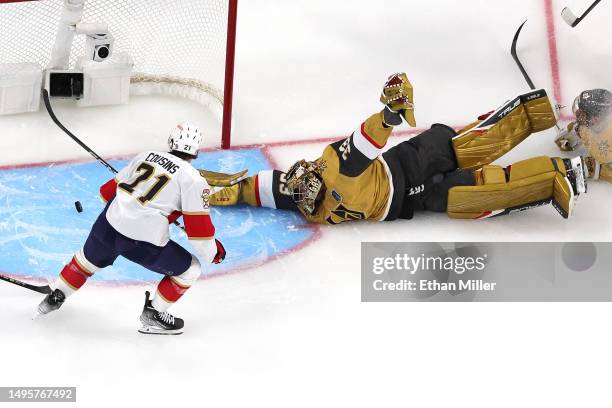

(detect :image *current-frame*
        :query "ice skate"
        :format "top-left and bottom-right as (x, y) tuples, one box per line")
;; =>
(138, 291), (184, 335)
(565, 156), (588, 195)
(34, 289), (66, 319)
(552, 156), (588, 218)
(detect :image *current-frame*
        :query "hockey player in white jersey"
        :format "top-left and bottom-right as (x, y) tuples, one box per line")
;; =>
(36, 122), (226, 335)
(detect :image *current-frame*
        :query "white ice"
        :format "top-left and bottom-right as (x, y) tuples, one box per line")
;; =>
(1, 1), (611, 407)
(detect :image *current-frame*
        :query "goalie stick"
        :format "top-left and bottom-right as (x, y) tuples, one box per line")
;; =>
(511, 20), (536, 90)
(42, 89), (186, 231)
(562, 0), (601, 27)
(0, 274), (52, 294)
(510, 22), (563, 130)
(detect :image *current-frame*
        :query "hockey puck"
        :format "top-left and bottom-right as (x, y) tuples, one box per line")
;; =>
(75, 201), (83, 213)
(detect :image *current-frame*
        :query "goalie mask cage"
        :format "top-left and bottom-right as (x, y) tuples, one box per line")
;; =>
(0, 0), (238, 149)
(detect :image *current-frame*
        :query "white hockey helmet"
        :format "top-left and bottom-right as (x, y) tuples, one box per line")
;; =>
(168, 121), (203, 157)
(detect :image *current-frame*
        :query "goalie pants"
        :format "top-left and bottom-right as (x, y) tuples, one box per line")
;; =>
(384, 123), (473, 220)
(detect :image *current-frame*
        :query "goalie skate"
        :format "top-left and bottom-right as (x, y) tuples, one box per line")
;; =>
(566, 156), (588, 195)
(552, 156), (588, 218)
(138, 291), (184, 335)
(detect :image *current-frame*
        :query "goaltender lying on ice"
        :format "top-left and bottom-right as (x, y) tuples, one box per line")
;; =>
(207, 73), (588, 223)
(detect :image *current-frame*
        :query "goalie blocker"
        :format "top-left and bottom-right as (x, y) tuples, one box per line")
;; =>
(206, 84), (586, 223)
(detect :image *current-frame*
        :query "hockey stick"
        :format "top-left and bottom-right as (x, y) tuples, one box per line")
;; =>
(42, 90), (186, 230)
(42, 90), (119, 174)
(562, 0), (601, 27)
(0, 274), (52, 294)
(510, 22), (563, 130)
(511, 20), (536, 90)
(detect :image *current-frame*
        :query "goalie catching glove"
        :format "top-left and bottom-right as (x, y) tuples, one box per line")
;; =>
(380, 72), (416, 127)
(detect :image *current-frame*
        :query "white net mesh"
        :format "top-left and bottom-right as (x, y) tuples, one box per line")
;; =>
(0, 0), (229, 114)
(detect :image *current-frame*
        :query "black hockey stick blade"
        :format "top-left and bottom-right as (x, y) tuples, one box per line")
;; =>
(0, 274), (52, 294)
(42, 89), (119, 175)
(511, 20), (536, 90)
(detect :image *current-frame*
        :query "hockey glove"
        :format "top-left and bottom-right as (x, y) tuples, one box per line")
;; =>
(380, 72), (416, 127)
(213, 239), (226, 264)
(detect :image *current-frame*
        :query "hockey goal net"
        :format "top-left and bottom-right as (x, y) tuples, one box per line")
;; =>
(0, 0), (237, 148)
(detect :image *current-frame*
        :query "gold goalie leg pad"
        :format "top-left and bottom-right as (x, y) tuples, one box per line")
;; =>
(453, 90), (558, 171)
(447, 156), (572, 219)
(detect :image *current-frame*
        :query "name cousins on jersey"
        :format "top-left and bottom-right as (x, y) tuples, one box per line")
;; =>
(145, 152), (181, 174)
(372, 279), (498, 292)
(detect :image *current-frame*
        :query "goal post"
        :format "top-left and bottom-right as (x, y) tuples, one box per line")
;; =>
(222, 0), (238, 150)
(0, 0), (238, 149)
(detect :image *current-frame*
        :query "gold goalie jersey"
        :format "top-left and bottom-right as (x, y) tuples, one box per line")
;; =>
(579, 120), (612, 165)
(578, 122), (612, 182)
(209, 111), (403, 225)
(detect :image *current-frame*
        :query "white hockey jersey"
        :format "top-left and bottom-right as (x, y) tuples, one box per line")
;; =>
(103, 151), (214, 247)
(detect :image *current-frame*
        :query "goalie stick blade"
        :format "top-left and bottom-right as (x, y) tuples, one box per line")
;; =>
(561, 7), (579, 27)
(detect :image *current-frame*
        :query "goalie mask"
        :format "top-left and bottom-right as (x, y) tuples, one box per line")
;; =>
(572, 89), (612, 128)
(285, 159), (326, 215)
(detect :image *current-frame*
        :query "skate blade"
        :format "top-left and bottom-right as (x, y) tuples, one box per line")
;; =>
(138, 325), (183, 336)
(32, 307), (50, 320)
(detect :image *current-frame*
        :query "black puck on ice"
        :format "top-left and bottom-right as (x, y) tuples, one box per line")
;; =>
(75, 201), (83, 213)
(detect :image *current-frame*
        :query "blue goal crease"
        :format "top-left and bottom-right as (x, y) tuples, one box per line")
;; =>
(0, 149), (313, 283)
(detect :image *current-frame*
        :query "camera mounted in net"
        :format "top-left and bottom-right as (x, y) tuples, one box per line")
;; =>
(76, 23), (114, 62)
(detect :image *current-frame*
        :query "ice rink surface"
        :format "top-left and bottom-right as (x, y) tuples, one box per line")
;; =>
(1, 0), (611, 407)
